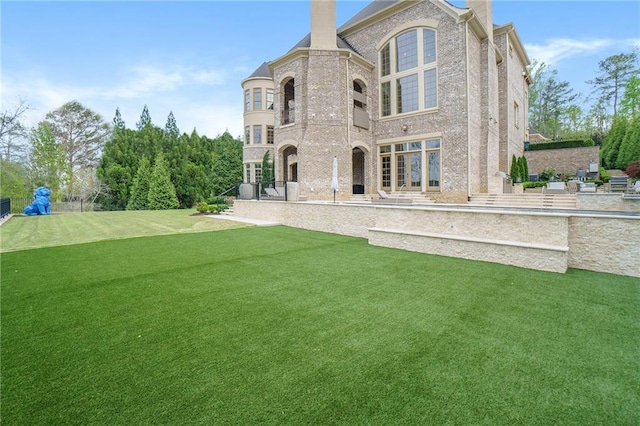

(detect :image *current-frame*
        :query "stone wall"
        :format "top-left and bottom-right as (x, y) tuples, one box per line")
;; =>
(234, 200), (640, 278)
(576, 193), (640, 212)
(524, 146), (600, 177)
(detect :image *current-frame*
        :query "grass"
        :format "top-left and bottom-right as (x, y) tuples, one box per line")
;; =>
(0, 210), (249, 252)
(1, 216), (639, 424)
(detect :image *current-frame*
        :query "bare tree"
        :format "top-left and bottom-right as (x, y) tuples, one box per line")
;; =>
(0, 98), (30, 161)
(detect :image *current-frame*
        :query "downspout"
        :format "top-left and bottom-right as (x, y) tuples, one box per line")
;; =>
(347, 52), (352, 150)
(465, 21), (472, 200)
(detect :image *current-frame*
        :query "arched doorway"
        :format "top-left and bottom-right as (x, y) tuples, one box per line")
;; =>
(352, 147), (365, 194)
(282, 145), (298, 182)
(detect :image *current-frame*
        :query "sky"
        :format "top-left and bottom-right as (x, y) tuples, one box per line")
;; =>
(2, 0), (639, 139)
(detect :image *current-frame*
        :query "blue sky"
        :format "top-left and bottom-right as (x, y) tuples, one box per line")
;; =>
(2, 0), (639, 139)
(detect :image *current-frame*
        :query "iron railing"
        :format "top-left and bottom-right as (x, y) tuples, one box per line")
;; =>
(1, 198), (10, 218)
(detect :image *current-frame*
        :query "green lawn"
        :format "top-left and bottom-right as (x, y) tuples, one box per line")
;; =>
(1, 217), (639, 424)
(0, 210), (249, 252)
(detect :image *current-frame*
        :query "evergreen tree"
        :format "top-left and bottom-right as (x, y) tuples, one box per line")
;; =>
(164, 111), (179, 139)
(509, 154), (521, 182)
(113, 107), (125, 130)
(136, 105), (152, 130)
(588, 52), (638, 117)
(148, 153), (179, 210)
(602, 116), (628, 168)
(617, 116), (640, 170)
(262, 151), (274, 184)
(126, 156), (152, 210)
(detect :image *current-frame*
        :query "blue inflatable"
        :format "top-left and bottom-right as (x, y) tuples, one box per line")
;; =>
(24, 186), (52, 215)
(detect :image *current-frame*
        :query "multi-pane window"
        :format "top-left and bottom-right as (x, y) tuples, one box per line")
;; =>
(244, 89), (250, 112)
(396, 30), (417, 72)
(244, 126), (250, 145)
(381, 82), (391, 117)
(380, 28), (437, 117)
(267, 126), (274, 144)
(245, 164), (251, 182)
(254, 164), (263, 183)
(253, 88), (262, 110)
(253, 125), (262, 144)
(424, 69), (437, 109)
(397, 74), (418, 113)
(266, 89), (274, 110)
(378, 139), (441, 191)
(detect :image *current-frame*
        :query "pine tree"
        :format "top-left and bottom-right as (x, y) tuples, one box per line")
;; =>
(136, 105), (152, 131)
(148, 153), (179, 210)
(126, 156), (151, 210)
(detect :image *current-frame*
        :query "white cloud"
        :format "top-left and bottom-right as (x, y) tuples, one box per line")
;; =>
(525, 37), (640, 66)
(1, 62), (241, 137)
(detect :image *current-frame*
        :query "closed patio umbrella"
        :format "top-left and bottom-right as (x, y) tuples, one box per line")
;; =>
(331, 156), (339, 203)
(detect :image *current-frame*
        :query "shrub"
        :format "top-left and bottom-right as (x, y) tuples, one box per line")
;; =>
(599, 167), (610, 183)
(625, 160), (640, 179)
(215, 204), (229, 213)
(525, 139), (595, 151)
(195, 202), (209, 213)
(540, 167), (558, 181)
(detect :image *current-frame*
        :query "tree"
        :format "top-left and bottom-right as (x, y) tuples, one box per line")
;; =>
(588, 52), (638, 117)
(617, 116), (640, 170)
(148, 153), (179, 210)
(0, 99), (30, 162)
(528, 61), (578, 139)
(0, 158), (31, 198)
(262, 150), (274, 184)
(210, 132), (243, 196)
(43, 101), (110, 200)
(127, 156), (152, 210)
(136, 105), (152, 130)
(619, 75), (640, 119)
(602, 116), (628, 168)
(29, 122), (65, 199)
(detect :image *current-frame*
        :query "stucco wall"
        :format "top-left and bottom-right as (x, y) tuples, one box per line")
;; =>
(233, 200), (639, 278)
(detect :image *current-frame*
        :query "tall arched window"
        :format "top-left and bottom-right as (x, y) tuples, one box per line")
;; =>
(380, 28), (437, 117)
(282, 78), (295, 125)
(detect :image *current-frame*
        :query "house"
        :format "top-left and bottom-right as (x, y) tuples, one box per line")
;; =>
(241, 0), (531, 203)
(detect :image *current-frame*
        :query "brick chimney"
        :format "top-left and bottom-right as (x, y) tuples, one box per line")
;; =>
(466, 0), (493, 42)
(310, 0), (337, 50)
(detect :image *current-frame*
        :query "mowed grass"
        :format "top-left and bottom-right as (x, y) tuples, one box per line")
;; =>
(0, 210), (249, 252)
(1, 223), (639, 424)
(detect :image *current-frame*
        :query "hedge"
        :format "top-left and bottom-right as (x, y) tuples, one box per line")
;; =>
(525, 139), (595, 151)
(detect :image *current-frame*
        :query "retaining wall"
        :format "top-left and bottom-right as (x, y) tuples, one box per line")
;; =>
(234, 200), (639, 278)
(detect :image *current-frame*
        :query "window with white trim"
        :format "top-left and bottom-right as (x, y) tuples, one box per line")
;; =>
(253, 88), (262, 110)
(380, 28), (437, 117)
(253, 125), (262, 144)
(244, 89), (250, 112)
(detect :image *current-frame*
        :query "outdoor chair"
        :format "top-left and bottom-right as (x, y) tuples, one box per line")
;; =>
(609, 176), (629, 193)
(264, 188), (280, 197)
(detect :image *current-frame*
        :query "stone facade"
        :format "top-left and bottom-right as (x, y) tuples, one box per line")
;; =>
(242, 0), (531, 204)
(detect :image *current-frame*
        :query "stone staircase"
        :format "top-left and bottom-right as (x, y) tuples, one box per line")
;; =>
(469, 193), (577, 209)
